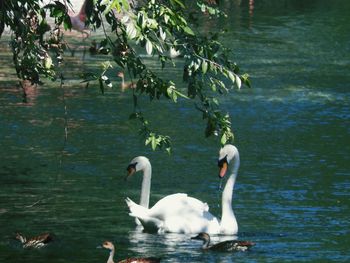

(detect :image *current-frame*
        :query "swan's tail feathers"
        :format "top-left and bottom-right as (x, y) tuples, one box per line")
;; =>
(125, 197), (148, 215)
(125, 197), (163, 233)
(124, 198), (140, 225)
(203, 202), (209, 211)
(125, 197), (137, 209)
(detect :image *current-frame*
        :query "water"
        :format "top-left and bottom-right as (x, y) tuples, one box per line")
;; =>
(1, 0), (349, 262)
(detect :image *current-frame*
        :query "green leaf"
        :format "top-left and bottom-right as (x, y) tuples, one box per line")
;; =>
(63, 15), (72, 30)
(164, 14), (170, 24)
(167, 86), (177, 102)
(183, 26), (195, 36)
(126, 22), (137, 39)
(220, 133), (227, 145)
(170, 0), (185, 8)
(241, 73), (251, 88)
(201, 60), (208, 74)
(235, 75), (242, 89)
(146, 39), (153, 55)
(101, 61), (113, 71)
(159, 27), (166, 41)
(174, 90), (189, 99)
(212, 98), (219, 105)
(145, 136), (152, 146)
(44, 56), (52, 69)
(227, 71), (235, 85)
(121, 0), (130, 10)
(151, 135), (157, 150)
(165, 147), (171, 154)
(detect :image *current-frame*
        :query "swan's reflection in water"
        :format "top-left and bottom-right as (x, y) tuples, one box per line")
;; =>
(128, 228), (196, 254)
(127, 228), (243, 262)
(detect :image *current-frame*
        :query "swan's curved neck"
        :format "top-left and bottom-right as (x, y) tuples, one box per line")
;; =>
(220, 154), (239, 230)
(140, 164), (152, 208)
(107, 249), (115, 263)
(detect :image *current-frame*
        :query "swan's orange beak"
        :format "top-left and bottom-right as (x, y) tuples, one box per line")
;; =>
(219, 162), (228, 178)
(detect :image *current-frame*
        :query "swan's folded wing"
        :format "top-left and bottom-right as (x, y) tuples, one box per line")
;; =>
(149, 193), (209, 219)
(161, 211), (220, 234)
(186, 196), (209, 212)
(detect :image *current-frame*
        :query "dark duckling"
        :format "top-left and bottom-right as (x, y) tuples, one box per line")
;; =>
(15, 232), (53, 248)
(191, 232), (255, 252)
(101, 241), (161, 263)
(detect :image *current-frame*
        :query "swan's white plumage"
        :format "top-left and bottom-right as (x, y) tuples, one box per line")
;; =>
(126, 193), (218, 234)
(125, 145), (240, 235)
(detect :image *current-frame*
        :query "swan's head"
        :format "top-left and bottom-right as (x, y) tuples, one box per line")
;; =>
(102, 241), (115, 251)
(218, 144), (239, 178)
(126, 156), (150, 179)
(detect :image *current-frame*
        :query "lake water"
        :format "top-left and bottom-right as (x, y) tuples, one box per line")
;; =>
(0, 0), (349, 262)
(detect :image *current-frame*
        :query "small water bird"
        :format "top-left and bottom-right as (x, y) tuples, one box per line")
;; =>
(101, 241), (161, 263)
(15, 232), (53, 248)
(191, 232), (255, 252)
(117, 72), (137, 91)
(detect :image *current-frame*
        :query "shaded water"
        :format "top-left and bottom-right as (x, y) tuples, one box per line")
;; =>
(1, 0), (349, 262)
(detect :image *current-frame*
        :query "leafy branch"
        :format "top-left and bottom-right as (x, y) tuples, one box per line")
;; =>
(0, 0), (251, 152)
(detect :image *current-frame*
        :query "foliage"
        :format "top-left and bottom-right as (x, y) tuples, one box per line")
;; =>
(0, 0), (251, 152)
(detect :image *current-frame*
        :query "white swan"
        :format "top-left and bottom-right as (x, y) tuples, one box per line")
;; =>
(125, 156), (212, 230)
(125, 144), (239, 234)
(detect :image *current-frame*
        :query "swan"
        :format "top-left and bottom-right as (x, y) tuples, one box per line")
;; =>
(125, 144), (240, 235)
(125, 156), (216, 233)
(101, 241), (161, 263)
(191, 232), (255, 252)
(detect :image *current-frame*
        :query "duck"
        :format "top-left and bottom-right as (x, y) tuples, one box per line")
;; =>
(117, 72), (137, 91)
(191, 232), (255, 252)
(101, 241), (161, 263)
(125, 144), (241, 235)
(15, 232), (53, 248)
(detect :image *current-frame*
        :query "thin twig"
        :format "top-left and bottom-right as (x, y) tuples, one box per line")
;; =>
(25, 197), (53, 208)
(60, 73), (68, 142)
(99, 12), (116, 49)
(25, 199), (41, 208)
